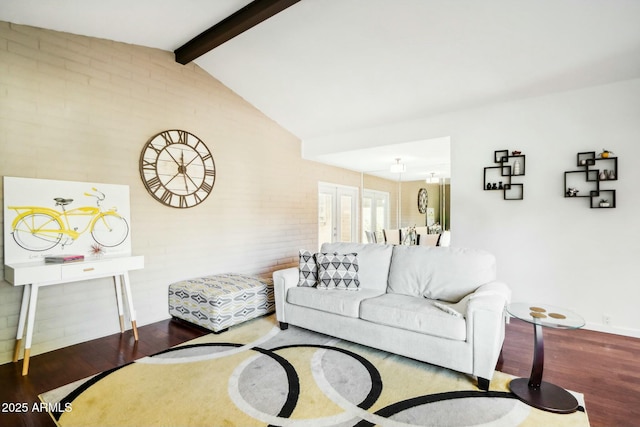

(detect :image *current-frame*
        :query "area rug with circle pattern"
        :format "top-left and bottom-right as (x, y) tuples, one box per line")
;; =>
(41, 315), (589, 426)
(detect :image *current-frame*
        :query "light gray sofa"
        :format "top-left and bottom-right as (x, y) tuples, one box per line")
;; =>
(272, 242), (511, 390)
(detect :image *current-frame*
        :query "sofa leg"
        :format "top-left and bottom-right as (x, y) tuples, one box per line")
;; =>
(477, 377), (490, 391)
(279, 322), (289, 330)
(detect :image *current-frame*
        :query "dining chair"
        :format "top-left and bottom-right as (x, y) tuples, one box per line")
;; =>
(438, 230), (451, 247)
(383, 229), (401, 245)
(414, 226), (429, 236)
(417, 233), (440, 246)
(365, 230), (377, 243)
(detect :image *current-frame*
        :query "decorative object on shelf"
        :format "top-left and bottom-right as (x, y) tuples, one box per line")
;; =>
(599, 149), (614, 158)
(513, 159), (522, 175)
(90, 243), (105, 258)
(483, 149), (525, 200)
(44, 254), (85, 263)
(417, 188), (428, 214)
(564, 151), (617, 209)
(139, 130), (216, 208)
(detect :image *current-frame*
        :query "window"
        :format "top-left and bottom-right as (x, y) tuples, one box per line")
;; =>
(362, 189), (389, 243)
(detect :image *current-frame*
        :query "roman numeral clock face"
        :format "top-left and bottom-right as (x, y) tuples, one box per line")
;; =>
(139, 130), (216, 208)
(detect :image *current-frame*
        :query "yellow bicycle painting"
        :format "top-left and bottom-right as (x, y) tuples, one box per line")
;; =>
(8, 188), (129, 252)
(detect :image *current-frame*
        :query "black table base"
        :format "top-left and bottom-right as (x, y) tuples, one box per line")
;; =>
(510, 378), (579, 414)
(509, 321), (580, 413)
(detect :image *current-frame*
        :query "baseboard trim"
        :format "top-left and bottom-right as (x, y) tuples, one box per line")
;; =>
(584, 322), (640, 339)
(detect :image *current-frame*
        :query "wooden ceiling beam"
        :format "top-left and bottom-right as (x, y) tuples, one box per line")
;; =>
(174, 0), (301, 64)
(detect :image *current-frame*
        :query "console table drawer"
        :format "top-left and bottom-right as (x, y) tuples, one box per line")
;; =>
(61, 260), (120, 279)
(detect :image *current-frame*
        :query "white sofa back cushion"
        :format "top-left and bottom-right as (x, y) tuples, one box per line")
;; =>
(387, 246), (497, 302)
(320, 242), (393, 293)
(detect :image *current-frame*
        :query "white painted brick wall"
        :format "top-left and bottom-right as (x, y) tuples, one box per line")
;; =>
(0, 21), (362, 364)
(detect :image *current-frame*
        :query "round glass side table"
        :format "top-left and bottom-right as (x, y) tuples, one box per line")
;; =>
(506, 302), (585, 414)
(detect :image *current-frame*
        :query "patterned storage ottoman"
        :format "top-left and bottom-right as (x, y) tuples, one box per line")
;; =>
(168, 273), (274, 333)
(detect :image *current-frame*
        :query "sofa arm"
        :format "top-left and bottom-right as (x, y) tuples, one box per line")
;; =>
(468, 281), (511, 312)
(466, 281), (511, 382)
(272, 267), (299, 324)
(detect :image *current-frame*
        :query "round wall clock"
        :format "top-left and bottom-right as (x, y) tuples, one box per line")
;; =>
(139, 130), (216, 208)
(417, 188), (428, 214)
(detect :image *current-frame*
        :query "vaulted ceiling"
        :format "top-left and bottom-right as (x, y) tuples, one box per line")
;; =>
(3, 0), (640, 180)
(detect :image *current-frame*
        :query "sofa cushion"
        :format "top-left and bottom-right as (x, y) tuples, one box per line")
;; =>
(359, 293), (467, 341)
(286, 287), (382, 318)
(316, 253), (360, 290)
(387, 246), (496, 302)
(320, 243), (393, 293)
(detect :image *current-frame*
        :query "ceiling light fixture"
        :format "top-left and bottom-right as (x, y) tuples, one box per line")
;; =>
(426, 172), (439, 184)
(390, 158), (406, 174)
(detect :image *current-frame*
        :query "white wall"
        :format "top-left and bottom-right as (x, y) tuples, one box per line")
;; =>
(0, 22), (362, 364)
(452, 79), (640, 336)
(304, 78), (640, 337)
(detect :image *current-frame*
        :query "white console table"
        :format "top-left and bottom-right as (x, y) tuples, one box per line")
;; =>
(4, 255), (144, 375)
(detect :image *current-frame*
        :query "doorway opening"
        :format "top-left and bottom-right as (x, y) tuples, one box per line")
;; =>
(318, 183), (358, 245)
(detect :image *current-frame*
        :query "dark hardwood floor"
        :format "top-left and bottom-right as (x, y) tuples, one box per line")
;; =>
(0, 319), (211, 427)
(1, 317), (638, 426)
(497, 319), (640, 427)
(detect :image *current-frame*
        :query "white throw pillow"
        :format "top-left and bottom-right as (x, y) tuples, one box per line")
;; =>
(431, 294), (471, 317)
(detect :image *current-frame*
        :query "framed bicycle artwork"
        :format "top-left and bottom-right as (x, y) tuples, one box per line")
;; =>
(3, 177), (132, 265)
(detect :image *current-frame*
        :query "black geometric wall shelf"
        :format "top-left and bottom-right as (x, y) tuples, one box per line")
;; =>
(483, 149), (526, 200)
(564, 151), (617, 209)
